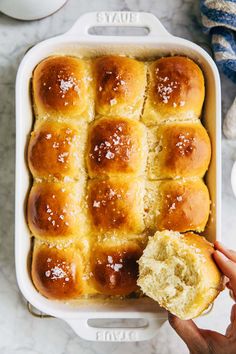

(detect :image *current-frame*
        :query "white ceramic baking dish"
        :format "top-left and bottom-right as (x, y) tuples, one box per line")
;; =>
(15, 11), (221, 342)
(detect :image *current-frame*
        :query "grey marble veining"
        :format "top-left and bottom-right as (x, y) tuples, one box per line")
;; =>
(0, 0), (236, 353)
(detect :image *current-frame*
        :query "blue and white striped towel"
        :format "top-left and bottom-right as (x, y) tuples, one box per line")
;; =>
(200, 0), (236, 83)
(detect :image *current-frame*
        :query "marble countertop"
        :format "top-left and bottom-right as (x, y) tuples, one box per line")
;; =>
(0, 0), (236, 353)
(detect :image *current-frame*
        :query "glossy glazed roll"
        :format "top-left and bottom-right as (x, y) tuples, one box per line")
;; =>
(147, 122), (211, 179)
(93, 55), (146, 118)
(142, 56), (205, 125)
(144, 178), (210, 233)
(86, 116), (147, 177)
(87, 177), (145, 234)
(28, 181), (87, 241)
(28, 54), (212, 301)
(31, 240), (87, 300)
(32, 56), (93, 120)
(90, 239), (144, 295)
(28, 120), (87, 180)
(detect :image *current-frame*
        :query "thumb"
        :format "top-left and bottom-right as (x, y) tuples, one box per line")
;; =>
(168, 313), (208, 354)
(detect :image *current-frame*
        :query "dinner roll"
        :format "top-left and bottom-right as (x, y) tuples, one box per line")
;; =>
(27, 54), (212, 301)
(86, 116), (147, 177)
(147, 122), (211, 179)
(138, 231), (224, 319)
(87, 177), (145, 234)
(32, 56), (93, 120)
(142, 56), (205, 125)
(28, 120), (87, 179)
(31, 240), (87, 300)
(90, 239), (144, 295)
(144, 178), (210, 233)
(93, 55), (146, 118)
(28, 181), (87, 241)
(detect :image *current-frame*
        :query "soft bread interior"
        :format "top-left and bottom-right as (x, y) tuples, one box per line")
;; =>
(138, 231), (222, 319)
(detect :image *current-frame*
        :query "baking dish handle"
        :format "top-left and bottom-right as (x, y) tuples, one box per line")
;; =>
(66, 11), (170, 38)
(65, 317), (166, 342)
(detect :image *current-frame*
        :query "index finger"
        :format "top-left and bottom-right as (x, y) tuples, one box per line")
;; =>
(214, 241), (236, 263)
(213, 250), (236, 295)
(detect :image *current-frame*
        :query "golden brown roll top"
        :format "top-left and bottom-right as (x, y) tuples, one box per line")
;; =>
(32, 56), (93, 120)
(32, 237), (146, 299)
(147, 122), (211, 179)
(28, 120), (87, 180)
(90, 239), (145, 295)
(145, 178), (210, 233)
(142, 56), (205, 125)
(87, 177), (145, 234)
(157, 179), (210, 232)
(28, 54), (212, 300)
(31, 240), (88, 300)
(93, 55), (146, 118)
(86, 116), (147, 177)
(28, 181), (87, 241)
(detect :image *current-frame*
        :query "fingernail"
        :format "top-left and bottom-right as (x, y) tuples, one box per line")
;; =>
(215, 242), (231, 253)
(214, 241), (224, 249)
(215, 250), (229, 262)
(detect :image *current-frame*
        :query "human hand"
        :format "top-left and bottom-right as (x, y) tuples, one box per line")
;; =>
(168, 241), (236, 354)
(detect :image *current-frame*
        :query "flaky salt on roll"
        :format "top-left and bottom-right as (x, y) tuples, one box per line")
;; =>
(142, 56), (205, 125)
(32, 56), (93, 120)
(144, 178), (210, 233)
(87, 176), (145, 235)
(138, 231), (224, 320)
(27, 181), (87, 242)
(31, 239), (96, 300)
(93, 55), (147, 119)
(90, 238), (145, 296)
(86, 116), (147, 178)
(147, 122), (211, 180)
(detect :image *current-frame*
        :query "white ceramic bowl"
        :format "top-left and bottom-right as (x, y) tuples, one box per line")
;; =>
(15, 11), (221, 342)
(0, 0), (67, 20)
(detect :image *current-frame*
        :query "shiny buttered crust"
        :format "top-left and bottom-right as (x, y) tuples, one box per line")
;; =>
(32, 56), (93, 120)
(86, 116), (147, 177)
(27, 181), (87, 241)
(157, 179), (210, 232)
(147, 122), (211, 179)
(28, 120), (87, 180)
(144, 178), (210, 233)
(87, 177), (145, 234)
(31, 240), (87, 300)
(93, 55), (146, 118)
(142, 56), (205, 125)
(90, 239), (144, 295)
(138, 231), (224, 319)
(28, 54), (212, 300)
